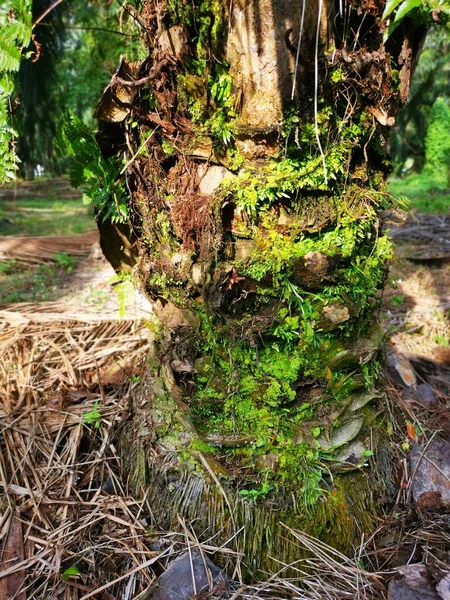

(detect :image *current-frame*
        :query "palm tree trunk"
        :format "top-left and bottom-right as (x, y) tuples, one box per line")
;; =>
(95, 0), (426, 573)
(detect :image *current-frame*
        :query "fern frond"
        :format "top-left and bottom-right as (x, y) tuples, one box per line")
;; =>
(59, 114), (129, 223)
(0, 0), (32, 183)
(0, 38), (21, 72)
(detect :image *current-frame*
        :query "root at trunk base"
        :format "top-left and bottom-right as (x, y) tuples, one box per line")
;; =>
(117, 317), (386, 575)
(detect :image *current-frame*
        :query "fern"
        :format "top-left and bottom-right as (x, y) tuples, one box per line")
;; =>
(59, 114), (128, 223)
(0, 39), (21, 73)
(0, 0), (32, 183)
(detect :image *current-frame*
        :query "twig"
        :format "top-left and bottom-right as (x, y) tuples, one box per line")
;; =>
(33, 0), (64, 28)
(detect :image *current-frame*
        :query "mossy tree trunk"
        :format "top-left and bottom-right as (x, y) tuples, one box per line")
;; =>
(94, 0), (426, 575)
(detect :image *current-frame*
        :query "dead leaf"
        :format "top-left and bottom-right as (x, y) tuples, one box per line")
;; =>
(406, 422), (416, 440)
(0, 512), (26, 600)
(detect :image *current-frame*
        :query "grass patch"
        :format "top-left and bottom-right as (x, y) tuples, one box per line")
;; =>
(0, 197), (95, 236)
(0, 253), (76, 303)
(389, 173), (450, 214)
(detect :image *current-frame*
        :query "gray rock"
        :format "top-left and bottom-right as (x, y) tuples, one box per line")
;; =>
(407, 383), (439, 409)
(436, 572), (450, 600)
(148, 550), (229, 600)
(410, 440), (450, 507)
(388, 564), (440, 600)
(199, 166), (232, 195)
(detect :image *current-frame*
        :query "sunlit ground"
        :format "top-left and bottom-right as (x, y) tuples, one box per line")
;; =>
(0, 197), (94, 236)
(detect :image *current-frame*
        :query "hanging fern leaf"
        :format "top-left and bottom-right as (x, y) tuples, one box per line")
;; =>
(0, 39), (21, 73)
(0, 0), (32, 183)
(59, 113), (128, 223)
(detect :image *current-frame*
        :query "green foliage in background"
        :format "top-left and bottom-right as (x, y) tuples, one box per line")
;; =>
(390, 27), (450, 174)
(383, 0), (450, 39)
(0, 0), (32, 183)
(423, 97), (450, 185)
(389, 173), (450, 212)
(17, 0), (143, 177)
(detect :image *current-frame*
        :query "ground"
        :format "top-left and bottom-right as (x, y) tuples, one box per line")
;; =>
(0, 177), (449, 598)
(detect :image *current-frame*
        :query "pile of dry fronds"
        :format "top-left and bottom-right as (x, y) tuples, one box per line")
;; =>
(0, 232), (98, 264)
(0, 309), (161, 598)
(388, 213), (450, 261)
(382, 213), (450, 361)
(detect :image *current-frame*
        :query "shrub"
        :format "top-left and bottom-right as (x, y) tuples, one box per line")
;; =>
(423, 98), (450, 187)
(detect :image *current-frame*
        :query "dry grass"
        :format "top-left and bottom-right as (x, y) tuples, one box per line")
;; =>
(382, 213), (450, 361)
(0, 307), (162, 598)
(0, 304), (392, 598)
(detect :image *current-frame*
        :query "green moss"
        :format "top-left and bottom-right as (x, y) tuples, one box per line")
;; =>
(122, 43), (395, 508)
(189, 438), (218, 455)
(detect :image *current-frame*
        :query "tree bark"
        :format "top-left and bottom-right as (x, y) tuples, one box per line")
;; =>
(94, 0), (426, 574)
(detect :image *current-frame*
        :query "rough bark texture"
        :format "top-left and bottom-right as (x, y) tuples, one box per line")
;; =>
(93, 0), (426, 575)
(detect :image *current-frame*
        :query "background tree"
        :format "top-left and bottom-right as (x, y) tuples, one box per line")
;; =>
(389, 25), (450, 174)
(0, 0), (32, 183)
(15, 0), (142, 177)
(423, 97), (450, 186)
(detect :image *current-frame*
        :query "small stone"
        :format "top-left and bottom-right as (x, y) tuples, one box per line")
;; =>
(410, 440), (450, 508)
(388, 564), (440, 600)
(406, 383), (439, 409)
(318, 302), (350, 332)
(199, 166), (233, 195)
(148, 550), (230, 600)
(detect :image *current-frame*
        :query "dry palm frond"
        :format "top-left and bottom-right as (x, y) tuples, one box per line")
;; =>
(0, 231), (98, 263)
(0, 303), (393, 599)
(0, 313), (153, 406)
(0, 305), (159, 598)
(232, 527), (386, 600)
